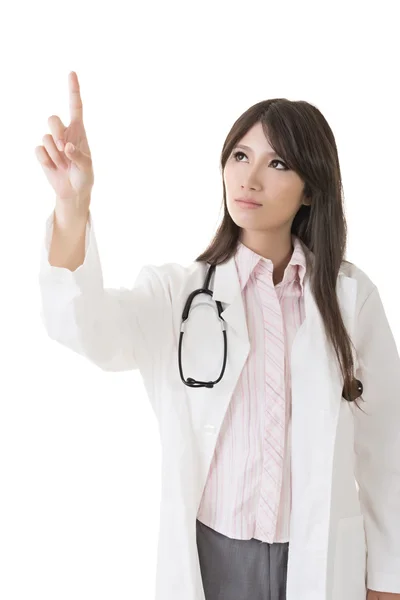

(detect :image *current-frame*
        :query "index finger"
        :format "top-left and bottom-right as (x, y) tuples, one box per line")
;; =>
(69, 71), (83, 121)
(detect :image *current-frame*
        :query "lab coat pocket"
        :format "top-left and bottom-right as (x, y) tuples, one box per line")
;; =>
(332, 514), (367, 600)
(180, 295), (225, 385)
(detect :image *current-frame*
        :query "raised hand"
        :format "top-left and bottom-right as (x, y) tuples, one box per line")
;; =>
(35, 71), (94, 222)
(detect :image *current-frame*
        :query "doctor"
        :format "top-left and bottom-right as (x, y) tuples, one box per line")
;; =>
(36, 72), (400, 600)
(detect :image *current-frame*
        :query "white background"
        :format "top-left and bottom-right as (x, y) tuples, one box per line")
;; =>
(1, 1), (399, 598)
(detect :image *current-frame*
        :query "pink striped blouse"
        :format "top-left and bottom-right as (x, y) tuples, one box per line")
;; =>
(196, 234), (307, 543)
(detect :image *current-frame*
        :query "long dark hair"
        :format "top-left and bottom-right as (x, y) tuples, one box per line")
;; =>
(195, 98), (365, 411)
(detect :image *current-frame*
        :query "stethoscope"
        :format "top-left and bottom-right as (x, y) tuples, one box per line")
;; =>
(178, 263), (363, 401)
(178, 264), (226, 389)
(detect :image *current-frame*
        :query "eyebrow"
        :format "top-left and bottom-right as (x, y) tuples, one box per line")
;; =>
(234, 144), (279, 157)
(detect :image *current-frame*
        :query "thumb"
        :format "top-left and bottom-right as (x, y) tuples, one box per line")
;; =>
(64, 142), (91, 169)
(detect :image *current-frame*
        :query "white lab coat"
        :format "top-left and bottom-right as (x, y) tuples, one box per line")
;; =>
(39, 210), (400, 600)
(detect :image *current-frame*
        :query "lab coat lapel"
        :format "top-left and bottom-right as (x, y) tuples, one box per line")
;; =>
(212, 254), (249, 339)
(286, 265), (359, 599)
(183, 255), (251, 497)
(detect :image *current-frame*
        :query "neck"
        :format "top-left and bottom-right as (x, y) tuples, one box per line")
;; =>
(239, 230), (294, 283)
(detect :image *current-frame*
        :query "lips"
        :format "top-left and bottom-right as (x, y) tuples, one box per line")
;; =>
(235, 198), (262, 206)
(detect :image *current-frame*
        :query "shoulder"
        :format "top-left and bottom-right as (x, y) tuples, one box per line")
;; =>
(144, 259), (204, 281)
(340, 259), (378, 314)
(136, 259), (206, 296)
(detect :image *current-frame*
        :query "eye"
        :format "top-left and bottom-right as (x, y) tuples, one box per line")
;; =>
(232, 151), (288, 170)
(232, 150), (247, 162)
(270, 159), (288, 170)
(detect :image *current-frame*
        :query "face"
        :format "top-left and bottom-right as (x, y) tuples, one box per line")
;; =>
(223, 122), (310, 243)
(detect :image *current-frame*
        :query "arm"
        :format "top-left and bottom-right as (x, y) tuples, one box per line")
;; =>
(48, 204), (89, 271)
(39, 209), (170, 377)
(353, 285), (400, 593)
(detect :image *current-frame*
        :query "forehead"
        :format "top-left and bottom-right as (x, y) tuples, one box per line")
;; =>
(234, 143), (279, 157)
(235, 122), (278, 155)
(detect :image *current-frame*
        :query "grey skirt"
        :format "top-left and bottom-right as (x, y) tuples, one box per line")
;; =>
(196, 518), (289, 600)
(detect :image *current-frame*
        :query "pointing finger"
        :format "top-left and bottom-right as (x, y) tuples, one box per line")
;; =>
(69, 71), (83, 122)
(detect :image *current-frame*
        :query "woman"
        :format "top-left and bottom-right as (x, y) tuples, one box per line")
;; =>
(36, 71), (400, 600)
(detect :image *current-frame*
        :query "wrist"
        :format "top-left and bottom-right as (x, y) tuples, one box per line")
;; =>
(54, 198), (90, 230)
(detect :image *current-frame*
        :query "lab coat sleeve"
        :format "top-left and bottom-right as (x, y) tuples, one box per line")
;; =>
(353, 284), (400, 593)
(38, 209), (170, 375)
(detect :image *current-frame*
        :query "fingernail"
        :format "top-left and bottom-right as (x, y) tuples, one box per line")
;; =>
(69, 143), (75, 152)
